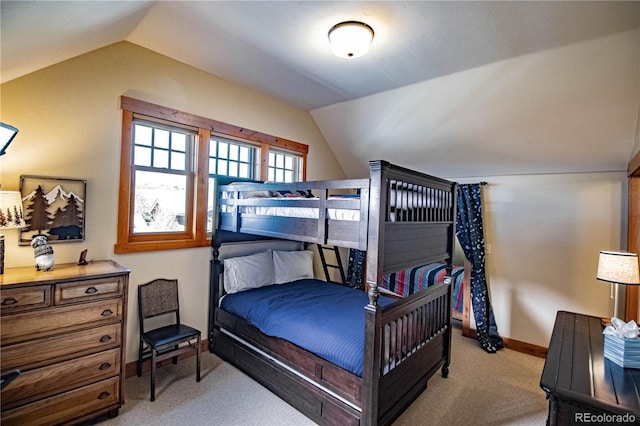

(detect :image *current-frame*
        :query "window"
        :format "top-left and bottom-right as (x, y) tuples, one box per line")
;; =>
(115, 97), (308, 253)
(209, 137), (255, 179)
(268, 150), (302, 183)
(132, 121), (194, 234)
(206, 136), (257, 233)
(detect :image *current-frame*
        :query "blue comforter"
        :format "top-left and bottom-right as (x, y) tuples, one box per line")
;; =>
(220, 279), (394, 377)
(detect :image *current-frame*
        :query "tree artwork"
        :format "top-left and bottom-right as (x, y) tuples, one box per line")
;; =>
(24, 185), (53, 234)
(13, 204), (24, 226)
(48, 194), (83, 239)
(19, 177), (86, 245)
(0, 196), (24, 228)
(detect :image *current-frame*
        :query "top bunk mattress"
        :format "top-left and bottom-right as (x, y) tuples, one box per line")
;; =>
(221, 196), (360, 221)
(219, 279), (394, 377)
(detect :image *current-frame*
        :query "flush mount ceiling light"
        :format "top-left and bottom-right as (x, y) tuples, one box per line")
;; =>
(328, 21), (374, 58)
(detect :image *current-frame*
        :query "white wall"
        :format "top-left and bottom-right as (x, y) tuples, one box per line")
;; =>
(0, 42), (345, 363)
(458, 172), (627, 347)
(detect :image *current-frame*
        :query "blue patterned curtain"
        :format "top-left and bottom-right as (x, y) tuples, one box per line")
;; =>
(347, 249), (366, 289)
(456, 183), (503, 353)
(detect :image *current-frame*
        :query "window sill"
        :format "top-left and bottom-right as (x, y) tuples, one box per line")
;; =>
(114, 239), (210, 254)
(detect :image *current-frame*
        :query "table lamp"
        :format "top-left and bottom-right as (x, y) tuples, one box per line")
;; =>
(596, 251), (640, 320)
(0, 122), (18, 156)
(0, 191), (26, 274)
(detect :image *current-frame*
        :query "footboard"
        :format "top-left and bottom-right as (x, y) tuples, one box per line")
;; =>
(363, 281), (452, 426)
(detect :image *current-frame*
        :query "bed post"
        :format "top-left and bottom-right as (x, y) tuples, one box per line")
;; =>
(208, 237), (223, 353)
(361, 160), (389, 426)
(365, 160), (388, 301)
(442, 181), (457, 377)
(363, 304), (381, 426)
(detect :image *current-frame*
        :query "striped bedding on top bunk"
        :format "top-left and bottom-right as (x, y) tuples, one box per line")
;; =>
(382, 263), (465, 313)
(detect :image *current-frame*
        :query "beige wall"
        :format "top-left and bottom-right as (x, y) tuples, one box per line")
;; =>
(457, 172), (627, 347)
(0, 42), (345, 363)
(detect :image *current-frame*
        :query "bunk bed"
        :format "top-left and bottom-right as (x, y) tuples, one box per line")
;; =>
(208, 160), (457, 426)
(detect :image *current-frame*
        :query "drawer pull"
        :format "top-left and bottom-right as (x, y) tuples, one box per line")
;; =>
(99, 362), (112, 370)
(85, 286), (98, 294)
(1, 297), (18, 306)
(101, 309), (114, 316)
(98, 391), (110, 400)
(100, 335), (112, 343)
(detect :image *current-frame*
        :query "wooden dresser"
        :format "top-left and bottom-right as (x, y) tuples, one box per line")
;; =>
(0, 260), (130, 426)
(540, 311), (640, 425)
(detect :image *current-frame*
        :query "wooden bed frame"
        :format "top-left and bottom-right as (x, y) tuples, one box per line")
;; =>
(208, 160), (457, 426)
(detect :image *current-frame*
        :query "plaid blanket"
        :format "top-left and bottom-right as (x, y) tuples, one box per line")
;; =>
(383, 263), (465, 312)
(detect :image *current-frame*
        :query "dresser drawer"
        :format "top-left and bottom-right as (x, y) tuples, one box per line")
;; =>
(55, 276), (123, 305)
(1, 376), (120, 426)
(1, 323), (121, 371)
(0, 298), (122, 345)
(1, 348), (121, 410)
(0, 285), (51, 314)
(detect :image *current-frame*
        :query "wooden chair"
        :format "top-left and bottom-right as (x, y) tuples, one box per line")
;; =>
(137, 278), (201, 401)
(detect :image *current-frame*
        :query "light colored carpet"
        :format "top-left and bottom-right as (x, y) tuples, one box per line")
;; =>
(90, 326), (548, 425)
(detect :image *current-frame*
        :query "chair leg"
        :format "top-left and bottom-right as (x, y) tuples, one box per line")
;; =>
(173, 344), (178, 365)
(196, 335), (201, 382)
(137, 340), (143, 377)
(150, 348), (156, 402)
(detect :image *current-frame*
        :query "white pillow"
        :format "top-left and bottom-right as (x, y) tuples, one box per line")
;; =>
(224, 250), (275, 294)
(273, 250), (314, 284)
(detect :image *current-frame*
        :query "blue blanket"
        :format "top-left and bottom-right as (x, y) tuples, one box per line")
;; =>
(220, 279), (394, 377)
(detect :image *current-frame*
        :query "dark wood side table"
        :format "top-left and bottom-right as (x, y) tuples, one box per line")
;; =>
(540, 311), (640, 425)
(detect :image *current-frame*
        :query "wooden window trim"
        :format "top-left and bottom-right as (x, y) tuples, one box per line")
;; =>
(115, 97), (308, 254)
(625, 150), (640, 321)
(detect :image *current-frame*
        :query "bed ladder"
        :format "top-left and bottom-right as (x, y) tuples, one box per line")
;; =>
(317, 245), (347, 286)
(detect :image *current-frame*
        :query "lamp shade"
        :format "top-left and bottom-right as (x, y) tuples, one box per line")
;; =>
(0, 191), (26, 229)
(597, 251), (640, 285)
(328, 21), (374, 58)
(0, 123), (18, 156)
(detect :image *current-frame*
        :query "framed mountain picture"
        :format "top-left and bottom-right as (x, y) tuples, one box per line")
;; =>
(19, 175), (86, 245)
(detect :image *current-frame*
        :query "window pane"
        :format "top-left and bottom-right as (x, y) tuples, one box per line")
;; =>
(219, 142), (228, 159)
(229, 144), (239, 161)
(276, 154), (284, 168)
(269, 152), (275, 167)
(240, 146), (249, 162)
(155, 129), (169, 149)
(239, 163), (249, 178)
(154, 149), (169, 169)
(207, 177), (215, 233)
(171, 152), (186, 170)
(228, 162), (238, 177)
(135, 125), (152, 146)
(285, 170), (293, 182)
(134, 170), (186, 233)
(134, 146), (152, 167)
(172, 133), (186, 151)
(285, 156), (293, 169)
(209, 158), (217, 174)
(209, 141), (217, 156)
(218, 159), (228, 175)
(276, 169), (284, 182)
(268, 169), (275, 181)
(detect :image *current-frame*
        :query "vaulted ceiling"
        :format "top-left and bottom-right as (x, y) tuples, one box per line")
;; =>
(2, 1), (639, 178)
